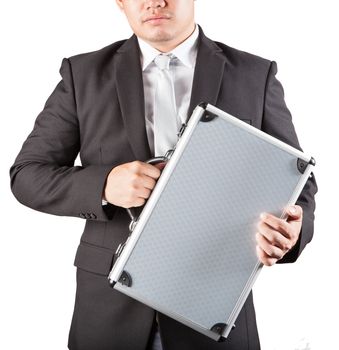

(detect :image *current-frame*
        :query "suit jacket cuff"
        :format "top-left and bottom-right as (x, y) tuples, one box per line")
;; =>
(72, 165), (117, 222)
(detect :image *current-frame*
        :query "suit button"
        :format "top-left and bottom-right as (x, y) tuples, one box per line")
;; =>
(79, 213), (86, 219)
(85, 213), (92, 219)
(90, 213), (97, 219)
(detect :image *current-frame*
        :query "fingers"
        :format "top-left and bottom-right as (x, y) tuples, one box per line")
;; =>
(125, 163), (159, 202)
(104, 160), (162, 208)
(255, 232), (286, 261)
(256, 206), (303, 266)
(259, 206), (302, 240)
(259, 213), (292, 239)
(286, 205), (303, 221)
(133, 161), (161, 180)
(140, 174), (157, 191)
(154, 161), (167, 171)
(256, 245), (278, 266)
(257, 220), (293, 251)
(135, 186), (152, 200)
(132, 197), (146, 208)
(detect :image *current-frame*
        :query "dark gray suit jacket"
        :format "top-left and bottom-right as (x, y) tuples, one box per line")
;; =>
(10, 28), (317, 350)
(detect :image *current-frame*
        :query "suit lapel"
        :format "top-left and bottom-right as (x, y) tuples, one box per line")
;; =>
(115, 35), (152, 161)
(188, 28), (228, 117)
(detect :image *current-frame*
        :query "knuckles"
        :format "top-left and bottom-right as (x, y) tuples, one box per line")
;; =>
(276, 220), (289, 234)
(272, 250), (284, 260)
(256, 246), (278, 266)
(130, 173), (141, 186)
(256, 232), (286, 260)
(266, 245), (283, 260)
(283, 242), (293, 251)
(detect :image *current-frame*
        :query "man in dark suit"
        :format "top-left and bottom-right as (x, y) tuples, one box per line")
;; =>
(10, 0), (317, 349)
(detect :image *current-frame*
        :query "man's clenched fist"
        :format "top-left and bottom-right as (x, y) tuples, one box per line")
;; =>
(104, 161), (162, 208)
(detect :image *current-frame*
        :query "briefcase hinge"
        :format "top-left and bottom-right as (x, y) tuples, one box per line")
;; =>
(115, 242), (126, 258)
(177, 123), (187, 139)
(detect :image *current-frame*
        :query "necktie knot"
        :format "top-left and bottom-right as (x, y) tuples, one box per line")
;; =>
(154, 54), (172, 71)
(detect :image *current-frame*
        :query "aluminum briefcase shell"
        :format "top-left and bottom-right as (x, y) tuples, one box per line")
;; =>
(108, 103), (315, 341)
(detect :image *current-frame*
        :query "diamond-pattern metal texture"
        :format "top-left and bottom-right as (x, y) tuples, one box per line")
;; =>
(116, 116), (302, 331)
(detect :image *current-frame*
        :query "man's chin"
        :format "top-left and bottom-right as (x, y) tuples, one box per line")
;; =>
(142, 28), (174, 44)
(149, 36), (174, 45)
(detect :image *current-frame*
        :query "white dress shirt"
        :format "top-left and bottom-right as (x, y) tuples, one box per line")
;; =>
(138, 25), (199, 156)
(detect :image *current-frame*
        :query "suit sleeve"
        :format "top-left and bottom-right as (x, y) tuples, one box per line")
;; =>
(262, 61), (318, 263)
(10, 58), (116, 222)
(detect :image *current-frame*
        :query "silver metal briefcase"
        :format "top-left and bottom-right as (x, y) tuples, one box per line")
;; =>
(108, 103), (315, 341)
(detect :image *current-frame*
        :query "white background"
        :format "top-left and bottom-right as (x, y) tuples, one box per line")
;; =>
(1, 1), (338, 349)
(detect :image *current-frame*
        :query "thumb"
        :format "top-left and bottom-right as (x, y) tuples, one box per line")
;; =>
(287, 205), (303, 221)
(154, 161), (167, 171)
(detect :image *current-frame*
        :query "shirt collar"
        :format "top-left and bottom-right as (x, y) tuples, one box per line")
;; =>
(138, 25), (199, 71)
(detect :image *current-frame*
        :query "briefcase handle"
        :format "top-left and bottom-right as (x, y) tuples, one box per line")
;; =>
(126, 153), (171, 232)
(125, 121), (189, 232)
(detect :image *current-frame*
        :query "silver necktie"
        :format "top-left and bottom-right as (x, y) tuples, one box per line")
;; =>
(153, 54), (178, 157)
